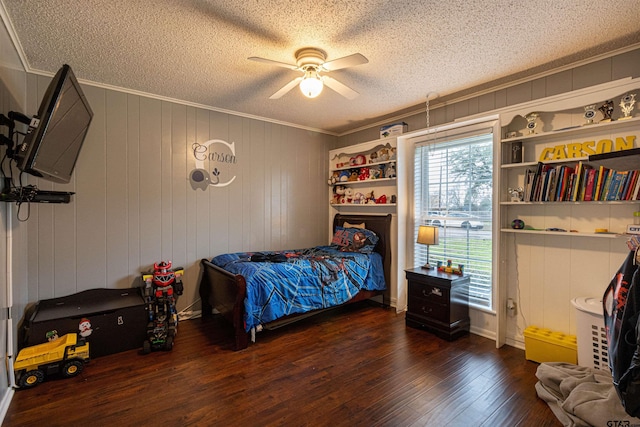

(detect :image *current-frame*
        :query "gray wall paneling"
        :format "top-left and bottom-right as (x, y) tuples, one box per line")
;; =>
(106, 90), (130, 289)
(338, 47), (640, 148)
(17, 81), (334, 313)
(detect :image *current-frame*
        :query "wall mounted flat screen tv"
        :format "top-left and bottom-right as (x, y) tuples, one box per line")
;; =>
(16, 64), (93, 184)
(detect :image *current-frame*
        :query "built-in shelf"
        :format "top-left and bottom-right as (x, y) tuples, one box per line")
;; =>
(330, 203), (396, 207)
(331, 177), (396, 186)
(500, 228), (628, 238)
(500, 200), (639, 206)
(501, 116), (640, 144)
(331, 159), (396, 172)
(501, 157), (589, 169)
(329, 138), (398, 209)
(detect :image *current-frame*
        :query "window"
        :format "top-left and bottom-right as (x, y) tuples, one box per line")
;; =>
(413, 125), (494, 309)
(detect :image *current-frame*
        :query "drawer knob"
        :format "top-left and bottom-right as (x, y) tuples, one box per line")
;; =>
(421, 306), (433, 314)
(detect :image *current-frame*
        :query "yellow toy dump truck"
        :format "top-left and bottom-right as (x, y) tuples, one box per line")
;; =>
(14, 333), (90, 388)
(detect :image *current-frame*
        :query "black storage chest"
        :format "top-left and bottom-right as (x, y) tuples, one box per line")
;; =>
(21, 288), (148, 358)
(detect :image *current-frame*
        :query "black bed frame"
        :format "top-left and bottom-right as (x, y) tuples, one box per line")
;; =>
(198, 214), (392, 350)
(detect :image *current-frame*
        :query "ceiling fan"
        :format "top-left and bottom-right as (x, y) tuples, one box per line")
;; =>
(249, 47), (368, 100)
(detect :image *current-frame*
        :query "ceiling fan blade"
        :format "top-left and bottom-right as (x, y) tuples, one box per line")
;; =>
(322, 76), (359, 99)
(248, 56), (299, 70)
(322, 53), (368, 71)
(269, 77), (303, 99)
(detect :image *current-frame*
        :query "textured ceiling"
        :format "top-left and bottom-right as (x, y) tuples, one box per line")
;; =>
(2, 0), (640, 134)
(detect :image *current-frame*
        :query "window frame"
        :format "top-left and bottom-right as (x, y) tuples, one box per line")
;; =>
(406, 117), (500, 313)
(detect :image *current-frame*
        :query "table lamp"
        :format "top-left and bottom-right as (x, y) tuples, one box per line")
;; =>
(417, 225), (439, 269)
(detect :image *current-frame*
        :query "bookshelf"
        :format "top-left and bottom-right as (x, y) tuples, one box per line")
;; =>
(494, 76), (640, 351)
(328, 138), (398, 209)
(500, 111), (640, 238)
(327, 137), (406, 311)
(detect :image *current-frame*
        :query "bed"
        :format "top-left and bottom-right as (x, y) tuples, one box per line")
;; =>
(198, 214), (392, 350)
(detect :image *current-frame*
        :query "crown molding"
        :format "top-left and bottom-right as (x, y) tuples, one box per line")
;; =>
(338, 42), (640, 137)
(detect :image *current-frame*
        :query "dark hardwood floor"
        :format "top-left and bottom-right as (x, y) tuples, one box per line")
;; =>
(4, 302), (561, 426)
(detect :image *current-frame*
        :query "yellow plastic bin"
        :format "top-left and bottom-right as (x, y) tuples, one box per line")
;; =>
(524, 326), (577, 364)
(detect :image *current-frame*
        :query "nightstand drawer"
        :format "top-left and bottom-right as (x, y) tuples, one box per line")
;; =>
(407, 281), (449, 305)
(407, 298), (448, 323)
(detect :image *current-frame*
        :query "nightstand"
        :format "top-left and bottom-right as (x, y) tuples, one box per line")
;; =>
(405, 267), (470, 340)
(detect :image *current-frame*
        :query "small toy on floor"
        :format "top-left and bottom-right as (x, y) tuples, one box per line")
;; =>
(14, 333), (90, 388)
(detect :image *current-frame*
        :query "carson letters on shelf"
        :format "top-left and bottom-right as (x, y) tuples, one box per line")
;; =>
(539, 135), (635, 161)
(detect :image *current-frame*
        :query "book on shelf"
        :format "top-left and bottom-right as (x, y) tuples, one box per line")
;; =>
(554, 166), (564, 201)
(593, 165), (608, 201)
(524, 168), (535, 202)
(621, 170), (638, 200)
(513, 159), (640, 203)
(527, 162), (544, 202)
(547, 168), (558, 202)
(620, 171), (632, 200)
(540, 168), (550, 202)
(619, 171), (631, 200)
(565, 166), (575, 200)
(633, 172), (640, 200)
(571, 161), (584, 202)
(556, 166), (565, 201)
(628, 170), (640, 200)
(606, 171), (625, 201)
(535, 164), (554, 202)
(600, 169), (613, 200)
(565, 173), (576, 202)
(577, 164), (593, 201)
(583, 168), (597, 201)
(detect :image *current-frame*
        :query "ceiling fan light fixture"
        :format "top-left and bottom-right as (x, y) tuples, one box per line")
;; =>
(299, 68), (323, 98)
(250, 47), (366, 99)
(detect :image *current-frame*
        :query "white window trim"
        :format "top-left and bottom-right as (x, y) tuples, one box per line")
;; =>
(400, 115), (501, 312)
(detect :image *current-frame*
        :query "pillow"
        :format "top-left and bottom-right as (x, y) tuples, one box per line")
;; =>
(343, 221), (365, 229)
(331, 226), (379, 253)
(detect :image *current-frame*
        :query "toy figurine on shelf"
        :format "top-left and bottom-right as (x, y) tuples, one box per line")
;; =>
(141, 261), (184, 353)
(437, 259), (464, 275)
(358, 167), (370, 181)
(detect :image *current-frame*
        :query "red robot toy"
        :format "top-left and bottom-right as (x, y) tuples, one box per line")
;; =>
(142, 261), (184, 353)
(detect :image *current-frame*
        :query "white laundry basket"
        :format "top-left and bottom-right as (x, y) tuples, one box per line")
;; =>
(571, 297), (610, 373)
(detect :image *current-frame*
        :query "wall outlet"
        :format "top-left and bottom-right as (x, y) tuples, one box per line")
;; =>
(507, 298), (517, 316)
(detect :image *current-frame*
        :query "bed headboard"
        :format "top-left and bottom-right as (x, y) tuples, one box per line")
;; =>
(333, 214), (392, 302)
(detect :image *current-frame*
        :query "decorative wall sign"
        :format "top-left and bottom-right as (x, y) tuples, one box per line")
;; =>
(189, 139), (238, 190)
(538, 135), (636, 161)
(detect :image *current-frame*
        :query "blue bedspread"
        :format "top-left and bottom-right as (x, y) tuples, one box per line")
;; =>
(211, 246), (386, 332)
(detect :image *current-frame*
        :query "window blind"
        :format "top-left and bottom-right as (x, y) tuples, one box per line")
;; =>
(413, 129), (494, 309)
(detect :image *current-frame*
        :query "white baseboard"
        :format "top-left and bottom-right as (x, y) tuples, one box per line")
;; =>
(505, 336), (525, 351)
(470, 325), (495, 342)
(469, 326), (525, 351)
(0, 387), (15, 425)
